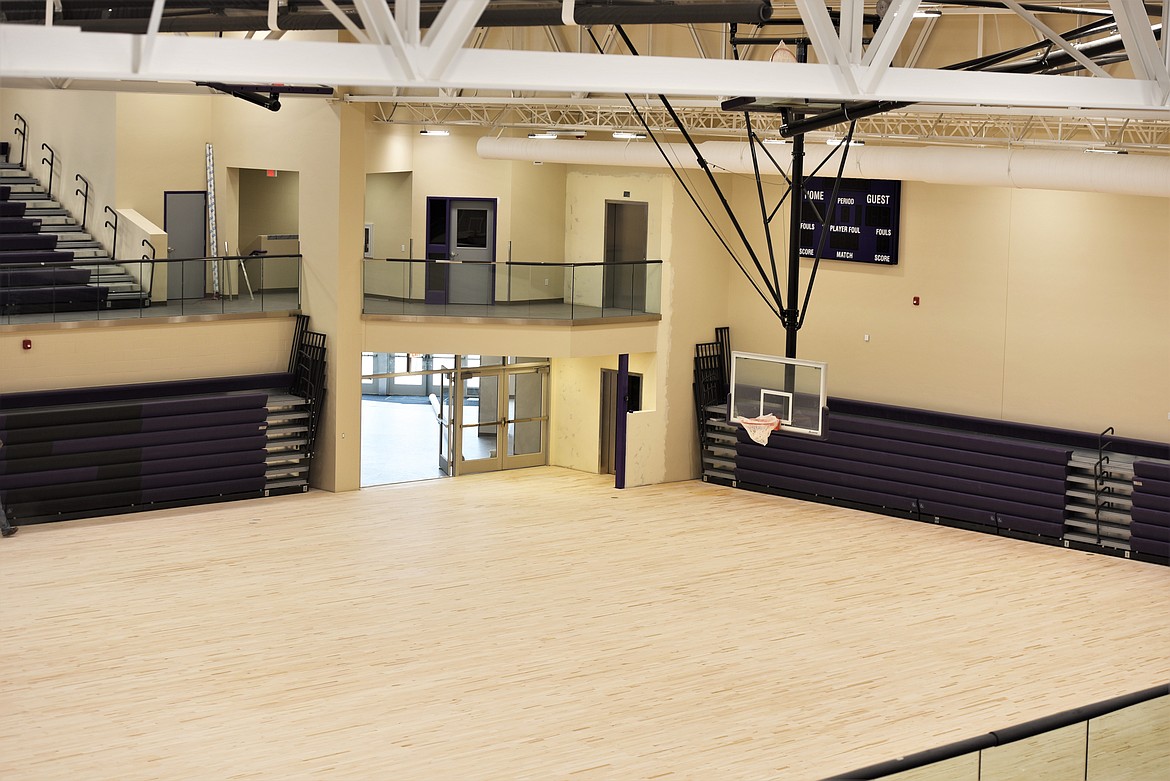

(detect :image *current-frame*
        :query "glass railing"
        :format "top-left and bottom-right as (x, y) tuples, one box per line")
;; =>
(824, 683), (1170, 780)
(362, 258), (662, 321)
(0, 254), (301, 326)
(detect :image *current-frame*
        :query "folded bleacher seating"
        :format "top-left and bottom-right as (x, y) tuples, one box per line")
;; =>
(734, 397), (1169, 564)
(0, 374), (294, 524)
(1132, 461), (1170, 560)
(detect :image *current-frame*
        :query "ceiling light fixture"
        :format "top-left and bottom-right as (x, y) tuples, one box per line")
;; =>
(528, 132), (558, 139)
(826, 137), (865, 147)
(913, 10), (942, 17)
(419, 128), (449, 136)
(613, 131), (646, 140)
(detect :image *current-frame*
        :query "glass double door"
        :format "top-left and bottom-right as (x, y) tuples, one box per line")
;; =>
(451, 364), (548, 475)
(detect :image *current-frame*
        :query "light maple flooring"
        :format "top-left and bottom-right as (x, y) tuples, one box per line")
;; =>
(2, 467), (1168, 780)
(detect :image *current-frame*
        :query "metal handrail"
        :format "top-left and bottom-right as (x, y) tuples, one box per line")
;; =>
(12, 113), (28, 167)
(103, 206), (119, 259)
(366, 257), (664, 268)
(40, 142), (56, 198)
(74, 173), (90, 230)
(1093, 425), (1116, 544)
(826, 683), (1170, 780)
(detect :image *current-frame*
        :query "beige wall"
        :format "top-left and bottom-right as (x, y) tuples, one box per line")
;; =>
(365, 171), (412, 259)
(725, 179), (1170, 443)
(552, 168), (730, 483)
(210, 94), (366, 492)
(365, 119), (414, 174)
(0, 319), (294, 394)
(1, 88), (118, 248)
(114, 93), (212, 230)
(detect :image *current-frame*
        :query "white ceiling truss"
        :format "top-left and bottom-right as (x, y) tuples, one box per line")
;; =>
(354, 96), (1170, 151)
(1, 1), (1169, 154)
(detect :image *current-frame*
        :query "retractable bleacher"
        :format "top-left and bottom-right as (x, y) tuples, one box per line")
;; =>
(0, 316), (326, 528)
(733, 396), (1170, 565)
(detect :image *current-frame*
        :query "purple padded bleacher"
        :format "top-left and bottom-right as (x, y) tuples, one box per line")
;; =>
(736, 402), (1073, 540)
(0, 233), (58, 251)
(831, 397), (1170, 460)
(1131, 461), (1170, 561)
(0, 217), (40, 233)
(0, 285), (107, 308)
(0, 375), (294, 524)
(1, 250), (80, 264)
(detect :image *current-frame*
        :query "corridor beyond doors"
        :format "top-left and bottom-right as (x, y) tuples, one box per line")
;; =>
(361, 354), (549, 487)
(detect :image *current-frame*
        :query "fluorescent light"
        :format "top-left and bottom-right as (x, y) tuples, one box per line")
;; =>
(914, 10), (941, 17)
(613, 131), (646, 140)
(762, 138), (788, 145)
(826, 137), (865, 147)
(419, 129), (449, 136)
(1084, 147), (1126, 154)
(528, 132), (558, 139)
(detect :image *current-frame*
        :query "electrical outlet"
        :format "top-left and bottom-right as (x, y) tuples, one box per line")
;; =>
(864, 334), (870, 342)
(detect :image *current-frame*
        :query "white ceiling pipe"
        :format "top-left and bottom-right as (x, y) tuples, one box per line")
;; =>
(476, 137), (1170, 198)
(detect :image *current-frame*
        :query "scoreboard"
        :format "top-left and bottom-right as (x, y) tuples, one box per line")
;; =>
(798, 177), (901, 265)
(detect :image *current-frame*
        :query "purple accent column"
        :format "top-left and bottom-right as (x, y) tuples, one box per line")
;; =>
(615, 354), (629, 489)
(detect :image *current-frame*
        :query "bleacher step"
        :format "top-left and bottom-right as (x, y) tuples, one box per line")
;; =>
(1064, 531), (1131, 550)
(1065, 518), (1131, 539)
(1065, 488), (1132, 506)
(1065, 504), (1131, 524)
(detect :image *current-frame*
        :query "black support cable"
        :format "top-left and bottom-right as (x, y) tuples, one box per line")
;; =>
(612, 24), (787, 318)
(797, 121), (856, 328)
(584, 28), (782, 320)
(745, 114), (783, 304)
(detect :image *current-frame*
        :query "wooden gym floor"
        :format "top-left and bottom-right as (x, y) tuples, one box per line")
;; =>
(2, 467), (1168, 780)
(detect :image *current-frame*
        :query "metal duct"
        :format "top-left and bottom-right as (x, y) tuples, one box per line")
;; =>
(476, 137), (1170, 198)
(0, 1), (773, 34)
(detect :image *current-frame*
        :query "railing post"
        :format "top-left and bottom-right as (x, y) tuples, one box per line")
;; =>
(103, 206), (119, 259)
(74, 173), (90, 230)
(1093, 426), (1115, 545)
(40, 142), (56, 198)
(13, 113), (28, 168)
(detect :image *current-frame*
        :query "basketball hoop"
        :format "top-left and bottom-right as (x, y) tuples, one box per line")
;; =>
(734, 414), (781, 445)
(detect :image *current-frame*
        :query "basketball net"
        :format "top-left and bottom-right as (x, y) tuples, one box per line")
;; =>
(734, 414), (781, 445)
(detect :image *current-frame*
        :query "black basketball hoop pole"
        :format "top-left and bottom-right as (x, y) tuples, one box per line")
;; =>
(783, 41), (810, 374)
(784, 43), (809, 360)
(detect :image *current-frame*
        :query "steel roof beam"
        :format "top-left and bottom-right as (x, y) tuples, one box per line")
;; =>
(4, 22), (1170, 114)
